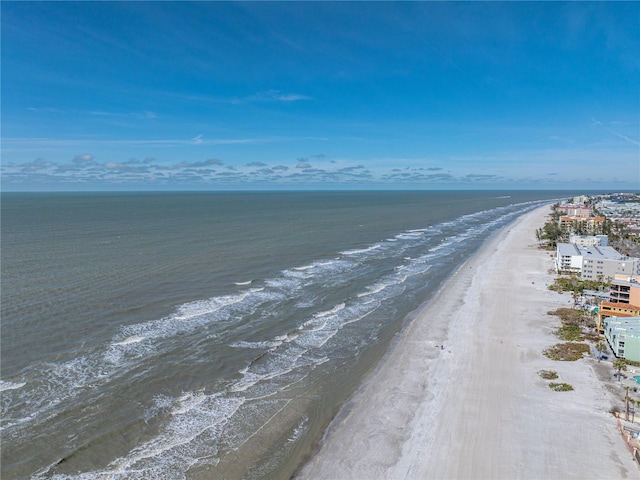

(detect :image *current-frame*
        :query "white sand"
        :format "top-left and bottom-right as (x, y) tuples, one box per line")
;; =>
(298, 206), (636, 479)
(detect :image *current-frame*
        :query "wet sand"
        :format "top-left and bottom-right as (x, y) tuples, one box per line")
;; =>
(297, 206), (636, 479)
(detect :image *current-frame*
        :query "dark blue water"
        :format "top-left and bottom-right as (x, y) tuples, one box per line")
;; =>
(1, 191), (564, 479)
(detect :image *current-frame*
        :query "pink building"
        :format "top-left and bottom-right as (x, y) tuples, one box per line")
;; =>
(558, 205), (593, 217)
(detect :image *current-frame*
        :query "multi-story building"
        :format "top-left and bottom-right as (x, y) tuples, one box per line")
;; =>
(572, 195), (590, 205)
(603, 316), (640, 362)
(558, 205), (593, 217)
(555, 243), (639, 280)
(582, 247), (638, 281)
(569, 234), (608, 247)
(609, 274), (640, 306)
(556, 243), (583, 274)
(597, 301), (640, 333)
(559, 215), (605, 234)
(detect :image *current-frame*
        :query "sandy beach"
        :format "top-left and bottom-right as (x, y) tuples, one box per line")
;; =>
(297, 205), (637, 479)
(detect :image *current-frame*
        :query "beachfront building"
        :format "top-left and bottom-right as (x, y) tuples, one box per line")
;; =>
(569, 235), (608, 247)
(555, 243), (639, 280)
(558, 205), (593, 217)
(597, 302), (640, 333)
(582, 248), (638, 281)
(559, 215), (605, 235)
(555, 243), (583, 274)
(609, 274), (640, 306)
(603, 316), (640, 362)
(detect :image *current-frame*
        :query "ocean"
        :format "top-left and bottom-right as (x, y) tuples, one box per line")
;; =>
(1, 190), (563, 479)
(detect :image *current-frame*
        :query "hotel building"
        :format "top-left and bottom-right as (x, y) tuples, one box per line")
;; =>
(555, 243), (639, 281)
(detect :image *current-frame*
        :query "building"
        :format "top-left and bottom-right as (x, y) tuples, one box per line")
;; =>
(569, 234), (609, 247)
(597, 301), (640, 333)
(621, 220), (640, 236)
(572, 195), (590, 205)
(603, 316), (640, 362)
(582, 289), (610, 304)
(555, 243), (639, 280)
(581, 246), (638, 281)
(609, 274), (640, 306)
(558, 205), (593, 217)
(556, 243), (584, 274)
(559, 215), (605, 234)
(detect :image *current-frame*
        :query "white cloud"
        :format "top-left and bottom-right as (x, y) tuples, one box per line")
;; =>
(2, 144), (638, 190)
(244, 90), (313, 103)
(19, 158), (56, 172)
(73, 153), (95, 164)
(272, 92), (312, 102)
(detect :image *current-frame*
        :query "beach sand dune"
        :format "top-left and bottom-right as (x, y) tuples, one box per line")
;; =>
(297, 206), (636, 479)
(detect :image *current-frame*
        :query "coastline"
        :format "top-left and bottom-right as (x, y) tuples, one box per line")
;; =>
(296, 205), (636, 479)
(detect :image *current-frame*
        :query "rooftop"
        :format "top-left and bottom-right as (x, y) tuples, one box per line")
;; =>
(600, 301), (640, 312)
(604, 317), (640, 337)
(557, 243), (629, 261)
(612, 274), (640, 286)
(559, 216), (605, 221)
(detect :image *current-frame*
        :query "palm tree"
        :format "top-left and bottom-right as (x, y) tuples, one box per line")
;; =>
(613, 358), (628, 382)
(571, 289), (582, 307)
(596, 341), (608, 360)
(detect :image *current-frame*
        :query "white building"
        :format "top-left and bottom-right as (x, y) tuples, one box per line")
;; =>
(572, 195), (590, 205)
(556, 243), (583, 274)
(555, 243), (639, 280)
(569, 234), (608, 247)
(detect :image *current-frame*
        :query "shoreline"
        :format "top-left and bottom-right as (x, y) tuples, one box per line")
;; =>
(296, 205), (636, 479)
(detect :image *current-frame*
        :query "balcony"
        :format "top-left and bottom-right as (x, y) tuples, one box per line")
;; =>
(611, 292), (631, 302)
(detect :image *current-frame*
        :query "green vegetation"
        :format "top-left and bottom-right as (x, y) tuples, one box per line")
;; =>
(596, 341), (608, 355)
(547, 278), (608, 296)
(613, 358), (628, 380)
(603, 356), (640, 368)
(548, 307), (595, 325)
(536, 208), (565, 248)
(543, 342), (591, 361)
(549, 382), (574, 392)
(555, 324), (582, 341)
(535, 204), (564, 248)
(547, 308), (597, 341)
(539, 370), (559, 380)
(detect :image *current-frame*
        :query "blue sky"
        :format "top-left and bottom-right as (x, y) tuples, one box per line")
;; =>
(2, 1), (638, 191)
